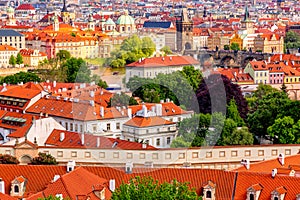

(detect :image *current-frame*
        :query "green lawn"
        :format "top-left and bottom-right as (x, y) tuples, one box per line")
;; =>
(85, 58), (106, 67)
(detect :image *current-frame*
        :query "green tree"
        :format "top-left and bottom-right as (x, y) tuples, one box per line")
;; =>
(280, 83), (287, 94)
(0, 154), (19, 164)
(1, 71), (40, 84)
(56, 50), (71, 61)
(141, 37), (156, 57)
(111, 176), (198, 200)
(160, 46), (172, 55)
(16, 53), (23, 65)
(230, 42), (240, 51)
(180, 66), (202, 92)
(224, 45), (230, 50)
(31, 152), (57, 165)
(109, 92), (138, 107)
(267, 116), (295, 144)
(62, 57), (91, 83)
(223, 127), (254, 145)
(284, 30), (300, 49)
(227, 99), (245, 126)
(9, 55), (16, 66)
(97, 78), (108, 89)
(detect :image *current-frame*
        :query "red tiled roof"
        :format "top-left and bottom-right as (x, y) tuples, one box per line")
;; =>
(124, 116), (175, 127)
(0, 86), (41, 100)
(126, 56), (199, 68)
(44, 129), (157, 150)
(15, 4), (35, 10)
(249, 60), (268, 71)
(0, 165), (66, 196)
(0, 45), (17, 51)
(36, 167), (112, 200)
(0, 193), (18, 200)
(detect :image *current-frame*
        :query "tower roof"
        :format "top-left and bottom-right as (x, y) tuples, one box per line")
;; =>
(61, 0), (68, 12)
(244, 5), (250, 21)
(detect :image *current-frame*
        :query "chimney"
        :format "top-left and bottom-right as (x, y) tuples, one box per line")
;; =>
(60, 132), (65, 142)
(268, 57), (271, 63)
(166, 98), (170, 103)
(0, 178), (4, 194)
(142, 105), (147, 117)
(155, 104), (162, 116)
(142, 143), (147, 149)
(81, 133), (84, 145)
(90, 91), (95, 98)
(241, 159), (250, 170)
(278, 153), (284, 166)
(67, 161), (76, 172)
(160, 99), (164, 103)
(96, 137), (100, 147)
(100, 106), (104, 117)
(272, 168), (277, 178)
(53, 80), (57, 88)
(109, 179), (116, 192)
(127, 108), (132, 119)
(280, 54), (282, 61)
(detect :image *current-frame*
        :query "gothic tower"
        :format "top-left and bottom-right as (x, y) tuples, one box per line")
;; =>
(241, 5), (254, 34)
(61, 0), (69, 23)
(176, 8), (193, 52)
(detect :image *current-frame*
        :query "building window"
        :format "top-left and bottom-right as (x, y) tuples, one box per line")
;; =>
(140, 153), (145, 159)
(245, 150), (251, 156)
(250, 194), (254, 200)
(219, 151), (225, 157)
(206, 151), (212, 158)
(156, 138), (160, 146)
(152, 153), (158, 159)
(93, 124), (97, 132)
(272, 149), (278, 156)
(116, 123), (120, 130)
(165, 153), (171, 159)
(65, 122), (68, 130)
(231, 151), (238, 157)
(192, 152), (198, 158)
(70, 123), (73, 131)
(80, 125), (83, 132)
(167, 137), (171, 145)
(99, 152), (105, 158)
(285, 149), (291, 155)
(206, 191), (212, 198)
(107, 123), (111, 131)
(179, 153), (185, 159)
(85, 152), (91, 158)
(258, 150), (264, 156)
(71, 151), (77, 157)
(14, 185), (19, 193)
(75, 124), (78, 132)
(113, 152), (119, 158)
(57, 151), (63, 157)
(127, 153), (133, 159)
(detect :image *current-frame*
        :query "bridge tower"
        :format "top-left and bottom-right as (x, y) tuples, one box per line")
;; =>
(176, 8), (193, 52)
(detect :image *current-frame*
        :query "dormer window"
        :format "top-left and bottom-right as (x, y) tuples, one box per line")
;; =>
(247, 183), (263, 200)
(202, 180), (216, 200)
(14, 185), (19, 193)
(10, 176), (26, 197)
(271, 186), (287, 200)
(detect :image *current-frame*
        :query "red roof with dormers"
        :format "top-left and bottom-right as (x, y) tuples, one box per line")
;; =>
(15, 4), (35, 10)
(0, 45), (17, 51)
(27, 167), (112, 200)
(126, 56), (199, 68)
(19, 49), (47, 57)
(249, 61), (268, 71)
(44, 129), (157, 150)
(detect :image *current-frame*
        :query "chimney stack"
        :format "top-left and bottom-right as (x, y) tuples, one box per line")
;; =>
(67, 161), (76, 172)
(100, 106), (104, 118)
(0, 178), (5, 194)
(241, 159), (250, 170)
(278, 153), (284, 166)
(81, 133), (84, 145)
(96, 137), (100, 148)
(272, 168), (277, 178)
(60, 132), (65, 142)
(127, 108), (132, 119)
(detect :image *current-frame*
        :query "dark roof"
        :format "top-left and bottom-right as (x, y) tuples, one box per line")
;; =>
(0, 29), (23, 37)
(143, 21), (172, 29)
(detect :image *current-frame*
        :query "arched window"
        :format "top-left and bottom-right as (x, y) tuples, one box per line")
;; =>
(250, 194), (254, 200)
(274, 197), (279, 200)
(206, 191), (212, 198)
(14, 185), (19, 193)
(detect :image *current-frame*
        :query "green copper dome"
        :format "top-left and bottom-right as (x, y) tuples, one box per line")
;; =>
(116, 10), (135, 25)
(105, 18), (115, 25)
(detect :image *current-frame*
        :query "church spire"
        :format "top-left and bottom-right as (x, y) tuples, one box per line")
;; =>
(62, 0), (68, 12)
(203, 7), (207, 18)
(244, 5), (249, 21)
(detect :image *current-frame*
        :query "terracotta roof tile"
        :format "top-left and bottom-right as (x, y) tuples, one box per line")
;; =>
(45, 129), (157, 150)
(126, 56), (199, 68)
(124, 116), (175, 127)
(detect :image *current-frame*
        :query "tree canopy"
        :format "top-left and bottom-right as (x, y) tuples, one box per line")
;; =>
(0, 71), (41, 84)
(107, 35), (156, 68)
(230, 42), (240, 51)
(0, 154), (19, 164)
(31, 152), (57, 165)
(111, 176), (199, 200)
(9, 55), (16, 66)
(56, 50), (71, 61)
(284, 30), (300, 49)
(62, 57), (91, 83)
(109, 92), (138, 107)
(16, 53), (23, 65)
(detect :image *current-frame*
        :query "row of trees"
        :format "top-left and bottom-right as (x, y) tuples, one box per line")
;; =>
(9, 53), (23, 66)
(0, 152), (57, 165)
